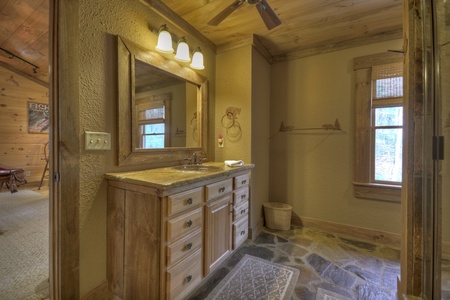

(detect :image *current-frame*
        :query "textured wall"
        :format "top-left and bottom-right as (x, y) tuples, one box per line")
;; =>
(270, 39), (404, 235)
(215, 46), (271, 232)
(78, 0), (215, 293)
(250, 48), (271, 230)
(215, 47), (252, 163)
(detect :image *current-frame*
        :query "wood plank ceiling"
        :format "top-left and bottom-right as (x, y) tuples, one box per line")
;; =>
(0, 0), (48, 84)
(159, 0), (403, 60)
(0, 0), (403, 84)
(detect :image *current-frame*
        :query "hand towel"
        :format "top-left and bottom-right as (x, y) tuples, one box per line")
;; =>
(224, 160), (244, 167)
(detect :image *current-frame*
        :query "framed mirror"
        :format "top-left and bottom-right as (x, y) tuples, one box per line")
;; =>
(117, 35), (208, 166)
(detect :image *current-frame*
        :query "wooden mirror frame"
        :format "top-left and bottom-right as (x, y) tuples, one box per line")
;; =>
(117, 35), (208, 166)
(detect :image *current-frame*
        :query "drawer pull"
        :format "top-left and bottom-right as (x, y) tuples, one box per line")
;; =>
(218, 187), (225, 193)
(186, 220), (193, 227)
(186, 275), (192, 283)
(186, 198), (193, 205)
(184, 242), (193, 251)
(241, 180), (247, 185)
(240, 230), (246, 236)
(241, 209), (246, 215)
(241, 194), (246, 200)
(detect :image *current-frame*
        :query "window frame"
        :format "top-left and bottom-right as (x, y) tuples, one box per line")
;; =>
(353, 52), (404, 202)
(136, 93), (171, 148)
(370, 100), (403, 185)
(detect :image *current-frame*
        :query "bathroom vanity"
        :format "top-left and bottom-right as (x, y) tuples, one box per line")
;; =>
(105, 162), (254, 300)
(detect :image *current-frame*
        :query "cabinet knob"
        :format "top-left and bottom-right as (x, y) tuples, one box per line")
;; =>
(240, 230), (246, 235)
(241, 209), (246, 215)
(241, 180), (247, 185)
(186, 275), (192, 283)
(218, 187), (225, 193)
(184, 242), (193, 250)
(186, 220), (193, 227)
(241, 194), (246, 200)
(186, 197), (193, 205)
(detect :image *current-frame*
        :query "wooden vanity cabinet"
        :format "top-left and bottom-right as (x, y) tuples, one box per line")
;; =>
(107, 168), (252, 300)
(232, 174), (250, 249)
(204, 178), (233, 275)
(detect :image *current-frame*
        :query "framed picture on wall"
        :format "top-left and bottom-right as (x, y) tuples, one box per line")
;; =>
(28, 101), (49, 133)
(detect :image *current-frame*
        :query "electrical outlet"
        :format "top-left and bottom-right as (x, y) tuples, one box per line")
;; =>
(85, 131), (111, 150)
(25, 171), (31, 177)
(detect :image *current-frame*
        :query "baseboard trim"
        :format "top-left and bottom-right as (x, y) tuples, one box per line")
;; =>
(292, 215), (401, 248)
(249, 217), (264, 240)
(81, 281), (108, 300)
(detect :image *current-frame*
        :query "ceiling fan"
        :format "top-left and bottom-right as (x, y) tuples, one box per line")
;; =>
(208, 0), (281, 30)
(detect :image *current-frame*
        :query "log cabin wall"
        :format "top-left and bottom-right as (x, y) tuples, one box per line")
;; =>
(0, 65), (49, 184)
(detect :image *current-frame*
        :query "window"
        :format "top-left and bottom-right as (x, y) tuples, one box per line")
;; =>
(353, 52), (404, 202)
(136, 93), (171, 148)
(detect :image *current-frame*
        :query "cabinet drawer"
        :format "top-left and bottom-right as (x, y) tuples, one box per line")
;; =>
(166, 228), (202, 267)
(205, 179), (233, 201)
(234, 186), (249, 206)
(234, 173), (249, 190)
(233, 200), (249, 222)
(233, 216), (248, 249)
(167, 187), (203, 217)
(167, 207), (202, 242)
(166, 249), (202, 300)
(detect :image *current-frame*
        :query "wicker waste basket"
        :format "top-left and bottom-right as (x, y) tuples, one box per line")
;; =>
(263, 202), (292, 230)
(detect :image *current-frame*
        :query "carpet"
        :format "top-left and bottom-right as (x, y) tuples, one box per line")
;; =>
(205, 254), (299, 300)
(0, 189), (49, 300)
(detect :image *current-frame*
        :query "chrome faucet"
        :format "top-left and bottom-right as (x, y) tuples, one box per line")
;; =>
(187, 152), (206, 165)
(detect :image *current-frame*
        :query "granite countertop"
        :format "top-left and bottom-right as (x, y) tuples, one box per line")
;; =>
(105, 162), (254, 191)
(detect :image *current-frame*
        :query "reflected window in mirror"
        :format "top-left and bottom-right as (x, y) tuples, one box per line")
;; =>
(136, 93), (171, 148)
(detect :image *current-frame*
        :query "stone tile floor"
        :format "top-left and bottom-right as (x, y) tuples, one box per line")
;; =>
(187, 225), (401, 300)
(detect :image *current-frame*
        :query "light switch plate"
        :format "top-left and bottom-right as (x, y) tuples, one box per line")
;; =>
(85, 131), (111, 150)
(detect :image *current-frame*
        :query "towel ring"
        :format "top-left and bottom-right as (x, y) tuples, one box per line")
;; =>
(190, 116), (197, 129)
(190, 112), (197, 129)
(221, 112), (235, 129)
(226, 121), (242, 141)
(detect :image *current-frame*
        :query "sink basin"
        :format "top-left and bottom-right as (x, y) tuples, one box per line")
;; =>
(172, 165), (222, 172)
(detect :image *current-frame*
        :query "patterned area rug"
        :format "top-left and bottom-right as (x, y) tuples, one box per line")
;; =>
(0, 190), (49, 300)
(205, 254), (299, 300)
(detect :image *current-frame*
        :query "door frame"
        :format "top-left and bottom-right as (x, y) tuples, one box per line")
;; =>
(49, 0), (80, 298)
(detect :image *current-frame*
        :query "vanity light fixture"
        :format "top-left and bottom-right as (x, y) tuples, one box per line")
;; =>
(190, 47), (205, 70)
(174, 36), (190, 62)
(155, 24), (174, 53)
(153, 25), (205, 70)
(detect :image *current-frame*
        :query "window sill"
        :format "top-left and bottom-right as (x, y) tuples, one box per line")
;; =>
(353, 182), (401, 202)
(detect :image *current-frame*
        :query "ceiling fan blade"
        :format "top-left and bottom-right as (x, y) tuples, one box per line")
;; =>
(208, 0), (245, 26)
(255, 0), (281, 30)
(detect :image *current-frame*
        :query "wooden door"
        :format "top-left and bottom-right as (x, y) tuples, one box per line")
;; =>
(204, 195), (232, 275)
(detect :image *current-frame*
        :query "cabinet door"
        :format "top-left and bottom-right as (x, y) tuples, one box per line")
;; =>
(204, 195), (232, 275)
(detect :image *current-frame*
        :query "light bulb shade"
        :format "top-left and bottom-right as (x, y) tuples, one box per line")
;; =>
(155, 25), (174, 53)
(190, 48), (205, 70)
(174, 38), (190, 62)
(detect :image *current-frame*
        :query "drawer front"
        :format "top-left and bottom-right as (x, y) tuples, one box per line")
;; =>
(233, 186), (249, 206)
(234, 173), (249, 190)
(205, 179), (233, 201)
(233, 216), (248, 249)
(233, 200), (249, 222)
(166, 249), (203, 300)
(167, 207), (202, 242)
(167, 187), (203, 217)
(166, 228), (202, 267)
